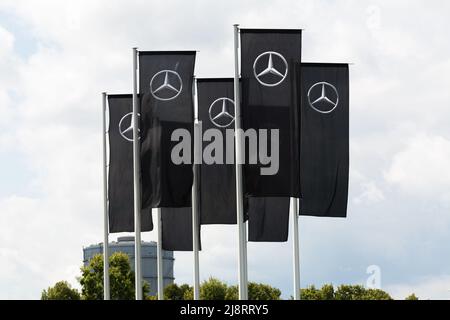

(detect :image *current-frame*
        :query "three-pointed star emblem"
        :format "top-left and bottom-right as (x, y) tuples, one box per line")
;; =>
(150, 70), (183, 101)
(253, 51), (288, 87)
(209, 97), (235, 128)
(307, 82), (339, 114)
(119, 112), (140, 142)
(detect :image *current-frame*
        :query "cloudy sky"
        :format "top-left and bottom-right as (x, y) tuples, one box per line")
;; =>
(1, 0), (450, 300)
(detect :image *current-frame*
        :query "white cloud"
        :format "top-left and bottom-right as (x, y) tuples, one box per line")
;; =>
(353, 180), (384, 205)
(0, 26), (17, 127)
(0, 25), (14, 52)
(385, 134), (450, 203)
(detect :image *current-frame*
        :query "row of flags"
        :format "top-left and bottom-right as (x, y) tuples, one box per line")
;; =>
(103, 27), (349, 298)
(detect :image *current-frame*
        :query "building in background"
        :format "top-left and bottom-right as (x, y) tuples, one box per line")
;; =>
(83, 236), (174, 295)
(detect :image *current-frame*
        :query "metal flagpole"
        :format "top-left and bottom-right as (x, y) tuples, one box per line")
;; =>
(242, 199), (248, 292)
(292, 198), (300, 300)
(157, 208), (164, 300)
(243, 218), (249, 294)
(233, 23), (248, 300)
(102, 92), (110, 301)
(132, 47), (143, 300)
(192, 77), (201, 300)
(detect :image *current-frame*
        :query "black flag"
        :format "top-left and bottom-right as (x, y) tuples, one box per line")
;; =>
(161, 207), (201, 251)
(299, 63), (349, 217)
(139, 51), (196, 208)
(107, 94), (153, 233)
(240, 29), (301, 197)
(197, 78), (237, 224)
(248, 197), (290, 242)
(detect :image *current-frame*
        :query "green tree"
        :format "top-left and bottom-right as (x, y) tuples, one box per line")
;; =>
(319, 284), (335, 300)
(301, 284), (392, 300)
(362, 288), (393, 300)
(300, 285), (323, 300)
(164, 283), (192, 300)
(335, 285), (392, 300)
(200, 277), (228, 300)
(181, 280), (282, 300)
(334, 284), (367, 300)
(405, 293), (419, 300)
(225, 285), (239, 300)
(183, 287), (194, 300)
(248, 282), (281, 300)
(79, 252), (149, 300)
(41, 281), (81, 300)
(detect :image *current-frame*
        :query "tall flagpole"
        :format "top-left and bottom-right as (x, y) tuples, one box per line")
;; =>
(244, 219), (248, 290)
(233, 23), (248, 300)
(102, 92), (110, 300)
(132, 47), (143, 300)
(157, 208), (164, 300)
(292, 198), (300, 299)
(192, 77), (201, 300)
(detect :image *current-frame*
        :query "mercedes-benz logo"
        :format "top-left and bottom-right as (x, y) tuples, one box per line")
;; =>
(149, 70), (183, 101)
(307, 82), (339, 114)
(253, 51), (288, 87)
(209, 97), (235, 128)
(118, 112), (140, 142)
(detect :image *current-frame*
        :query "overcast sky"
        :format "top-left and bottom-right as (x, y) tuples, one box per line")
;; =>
(1, 0), (450, 300)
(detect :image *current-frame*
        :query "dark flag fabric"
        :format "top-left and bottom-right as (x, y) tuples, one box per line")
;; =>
(197, 78), (237, 224)
(139, 51), (196, 209)
(161, 207), (201, 251)
(248, 197), (290, 242)
(299, 63), (349, 217)
(240, 29), (301, 197)
(107, 94), (153, 233)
